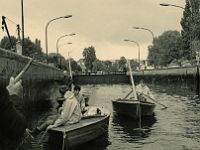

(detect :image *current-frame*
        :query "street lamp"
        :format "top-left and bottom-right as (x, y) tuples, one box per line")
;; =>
(160, 3), (184, 10)
(56, 33), (75, 62)
(124, 39), (141, 70)
(132, 26), (155, 40)
(45, 15), (72, 63)
(58, 42), (72, 68)
(21, 0), (24, 52)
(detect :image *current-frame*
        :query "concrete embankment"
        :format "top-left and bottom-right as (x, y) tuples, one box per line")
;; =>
(73, 73), (130, 84)
(74, 67), (199, 95)
(132, 67), (198, 94)
(0, 48), (64, 110)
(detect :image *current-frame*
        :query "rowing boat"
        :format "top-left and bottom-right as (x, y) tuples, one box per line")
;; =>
(48, 106), (110, 148)
(112, 98), (156, 119)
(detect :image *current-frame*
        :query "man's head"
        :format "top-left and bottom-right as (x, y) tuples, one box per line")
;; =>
(139, 79), (145, 87)
(59, 85), (69, 95)
(74, 85), (81, 96)
(63, 70), (68, 77)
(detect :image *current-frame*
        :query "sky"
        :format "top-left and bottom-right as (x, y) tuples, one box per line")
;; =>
(0, 0), (185, 61)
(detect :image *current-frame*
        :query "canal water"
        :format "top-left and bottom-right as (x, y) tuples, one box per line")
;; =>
(18, 84), (200, 150)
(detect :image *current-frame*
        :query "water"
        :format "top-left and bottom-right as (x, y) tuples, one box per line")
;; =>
(18, 84), (200, 150)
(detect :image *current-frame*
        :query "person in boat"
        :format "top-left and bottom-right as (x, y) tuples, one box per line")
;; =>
(26, 85), (82, 138)
(73, 85), (88, 113)
(136, 79), (154, 101)
(61, 70), (73, 89)
(0, 77), (28, 149)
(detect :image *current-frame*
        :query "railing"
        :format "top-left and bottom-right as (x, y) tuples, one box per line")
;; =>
(74, 71), (127, 76)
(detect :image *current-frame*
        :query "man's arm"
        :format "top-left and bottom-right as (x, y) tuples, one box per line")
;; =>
(51, 99), (77, 128)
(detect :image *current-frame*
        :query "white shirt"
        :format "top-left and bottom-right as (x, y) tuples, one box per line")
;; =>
(53, 91), (82, 127)
(136, 84), (154, 99)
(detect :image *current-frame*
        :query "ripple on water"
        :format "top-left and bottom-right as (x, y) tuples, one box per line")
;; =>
(18, 84), (200, 150)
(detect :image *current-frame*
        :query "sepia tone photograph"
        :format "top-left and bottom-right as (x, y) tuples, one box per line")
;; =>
(0, 0), (200, 149)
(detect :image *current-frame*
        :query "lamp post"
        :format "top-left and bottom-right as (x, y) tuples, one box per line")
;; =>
(58, 42), (72, 68)
(21, 0), (24, 52)
(45, 15), (72, 63)
(132, 26), (155, 40)
(160, 3), (184, 10)
(124, 39), (141, 70)
(56, 33), (75, 63)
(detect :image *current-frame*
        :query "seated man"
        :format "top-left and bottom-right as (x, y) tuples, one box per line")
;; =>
(26, 89), (82, 137)
(136, 80), (154, 101)
(47, 90), (82, 129)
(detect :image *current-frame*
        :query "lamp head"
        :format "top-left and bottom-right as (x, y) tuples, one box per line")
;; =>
(63, 15), (72, 18)
(133, 26), (140, 29)
(67, 42), (72, 44)
(124, 39), (129, 42)
(69, 33), (76, 36)
(160, 3), (170, 6)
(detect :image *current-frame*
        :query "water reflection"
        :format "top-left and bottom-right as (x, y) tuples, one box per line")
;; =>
(112, 114), (156, 142)
(17, 84), (200, 150)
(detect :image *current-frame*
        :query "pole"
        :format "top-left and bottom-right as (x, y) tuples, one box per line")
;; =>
(124, 39), (141, 70)
(17, 24), (21, 41)
(56, 33), (75, 67)
(45, 15), (72, 63)
(2, 16), (14, 50)
(133, 27), (155, 40)
(21, 0), (24, 52)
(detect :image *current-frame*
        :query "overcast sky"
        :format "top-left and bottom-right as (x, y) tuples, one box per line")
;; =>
(0, 0), (185, 61)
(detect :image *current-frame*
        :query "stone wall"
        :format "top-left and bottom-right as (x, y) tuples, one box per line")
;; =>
(0, 48), (63, 84)
(0, 48), (64, 110)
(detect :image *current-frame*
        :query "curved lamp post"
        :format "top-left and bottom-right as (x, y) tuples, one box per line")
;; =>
(56, 33), (75, 61)
(124, 39), (141, 70)
(160, 3), (184, 10)
(58, 42), (72, 68)
(45, 15), (72, 63)
(133, 26), (155, 40)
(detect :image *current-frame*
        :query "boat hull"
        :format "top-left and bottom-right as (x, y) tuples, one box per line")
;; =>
(112, 99), (156, 119)
(48, 107), (110, 148)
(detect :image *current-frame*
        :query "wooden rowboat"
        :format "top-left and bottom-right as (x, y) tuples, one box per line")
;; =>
(112, 98), (156, 119)
(48, 106), (110, 148)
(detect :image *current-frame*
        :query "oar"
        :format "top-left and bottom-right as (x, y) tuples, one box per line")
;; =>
(68, 52), (74, 92)
(143, 94), (168, 109)
(127, 60), (143, 132)
(14, 58), (33, 83)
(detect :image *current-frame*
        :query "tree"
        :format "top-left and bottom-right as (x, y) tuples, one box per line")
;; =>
(0, 36), (17, 50)
(118, 56), (127, 71)
(66, 58), (82, 73)
(130, 59), (139, 70)
(103, 60), (112, 72)
(0, 36), (46, 62)
(92, 59), (104, 72)
(180, 0), (193, 60)
(180, 0), (200, 61)
(148, 30), (182, 67)
(82, 46), (97, 71)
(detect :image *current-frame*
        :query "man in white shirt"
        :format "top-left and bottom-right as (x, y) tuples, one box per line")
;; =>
(26, 87), (82, 138)
(136, 80), (154, 101)
(47, 91), (82, 129)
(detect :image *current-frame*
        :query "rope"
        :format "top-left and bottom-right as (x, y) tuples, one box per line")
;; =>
(6, 17), (18, 25)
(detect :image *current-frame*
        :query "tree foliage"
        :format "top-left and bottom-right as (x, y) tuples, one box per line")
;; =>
(0, 36), (17, 50)
(181, 0), (200, 60)
(148, 30), (182, 67)
(0, 36), (45, 62)
(82, 46), (97, 71)
(118, 56), (127, 71)
(66, 58), (82, 73)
